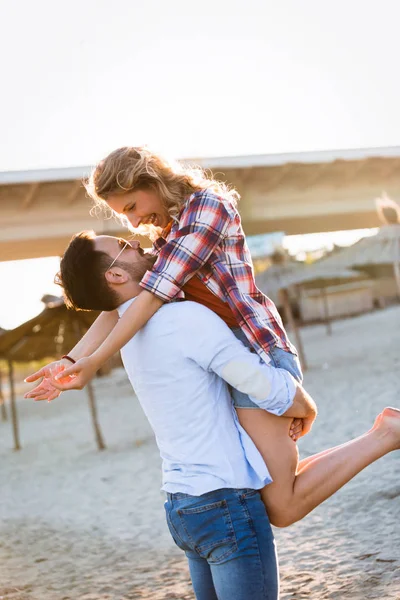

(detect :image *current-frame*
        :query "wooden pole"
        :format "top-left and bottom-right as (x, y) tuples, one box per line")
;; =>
(8, 360), (21, 450)
(73, 319), (106, 451)
(393, 235), (400, 300)
(0, 367), (7, 421)
(279, 288), (308, 372)
(320, 287), (332, 336)
(86, 380), (106, 451)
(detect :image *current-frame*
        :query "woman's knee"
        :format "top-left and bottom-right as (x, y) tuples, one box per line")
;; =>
(268, 508), (299, 528)
(263, 497), (300, 528)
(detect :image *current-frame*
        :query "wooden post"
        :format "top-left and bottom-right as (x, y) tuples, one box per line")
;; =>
(73, 319), (106, 450)
(320, 287), (332, 336)
(393, 241), (400, 300)
(86, 380), (106, 451)
(0, 367), (7, 421)
(8, 360), (21, 450)
(279, 288), (308, 371)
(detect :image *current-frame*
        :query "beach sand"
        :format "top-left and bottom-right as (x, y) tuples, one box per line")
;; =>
(1, 305), (399, 599)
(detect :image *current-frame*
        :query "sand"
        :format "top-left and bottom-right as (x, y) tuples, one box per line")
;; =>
(1, 305), (399, 599)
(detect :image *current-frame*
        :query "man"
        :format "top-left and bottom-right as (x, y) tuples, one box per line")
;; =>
(31, 231), (316, 600)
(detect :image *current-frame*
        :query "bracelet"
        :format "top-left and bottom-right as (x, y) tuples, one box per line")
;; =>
(61, 355), (76, 364)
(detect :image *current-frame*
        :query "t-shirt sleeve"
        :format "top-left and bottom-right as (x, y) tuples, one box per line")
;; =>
(139, 191), (232, 301)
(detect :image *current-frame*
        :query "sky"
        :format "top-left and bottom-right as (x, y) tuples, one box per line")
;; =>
(1, 0), (400, 170)
(0, 0), (399, 328)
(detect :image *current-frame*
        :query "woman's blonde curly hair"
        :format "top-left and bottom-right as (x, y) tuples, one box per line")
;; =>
(85, 146), (239, 239)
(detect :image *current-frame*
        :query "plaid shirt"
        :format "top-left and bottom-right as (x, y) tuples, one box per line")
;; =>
(140, 190), (297, 363)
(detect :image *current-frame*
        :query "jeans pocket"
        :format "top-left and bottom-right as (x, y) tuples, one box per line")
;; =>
(178, 500), (238, 564)
(240, 488), (260, 499)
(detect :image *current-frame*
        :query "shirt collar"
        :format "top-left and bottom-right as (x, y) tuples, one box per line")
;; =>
(117, 296), (137, 318)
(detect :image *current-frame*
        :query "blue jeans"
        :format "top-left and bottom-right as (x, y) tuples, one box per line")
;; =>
(164, 487), (279, 600)
(231, 328), (303, 408)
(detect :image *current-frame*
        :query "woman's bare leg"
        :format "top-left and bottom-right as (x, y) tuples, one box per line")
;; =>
(297, 439), (360, 473)
(237, 407), (400, 528)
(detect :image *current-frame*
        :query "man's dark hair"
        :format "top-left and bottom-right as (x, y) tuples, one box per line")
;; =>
(56, 230), (120, 311)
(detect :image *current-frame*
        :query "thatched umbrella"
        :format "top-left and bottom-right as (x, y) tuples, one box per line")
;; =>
(256, 262), (365, 370)
(319, 194), (400, 298)
(0, 298), (106, 451)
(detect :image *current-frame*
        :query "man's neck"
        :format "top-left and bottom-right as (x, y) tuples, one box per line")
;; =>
(116, 281), (142, 306)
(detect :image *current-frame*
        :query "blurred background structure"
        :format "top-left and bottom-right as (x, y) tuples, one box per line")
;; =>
(0, 296), (105, 450)
(1, 146), (400, 261)
(319, 194), (400, 303)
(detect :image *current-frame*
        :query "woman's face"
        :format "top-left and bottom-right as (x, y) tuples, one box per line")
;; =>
(107, 189), (170, 229)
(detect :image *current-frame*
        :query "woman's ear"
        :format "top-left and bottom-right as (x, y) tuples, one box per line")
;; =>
(105, 267), (129, 285)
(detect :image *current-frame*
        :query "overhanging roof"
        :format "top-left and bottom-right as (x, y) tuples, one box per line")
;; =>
(1, 145), (400, 185)
(2, 145), (400, 262)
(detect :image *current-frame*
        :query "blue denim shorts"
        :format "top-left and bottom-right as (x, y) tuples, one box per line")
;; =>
(230, 327), (303, 409)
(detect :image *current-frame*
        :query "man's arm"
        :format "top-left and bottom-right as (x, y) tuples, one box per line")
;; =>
(282, 384), (317, 419)
(283, 384), (318, 436)
(181, 303), (316, 418)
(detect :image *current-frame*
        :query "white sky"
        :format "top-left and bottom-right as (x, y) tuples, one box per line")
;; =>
(0, 0), (399, 328)
(1, 0), (400, 170)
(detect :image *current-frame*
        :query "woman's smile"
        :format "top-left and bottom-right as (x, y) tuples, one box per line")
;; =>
(106, 190), (169, 230)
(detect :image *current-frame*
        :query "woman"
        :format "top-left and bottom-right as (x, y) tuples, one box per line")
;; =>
(26, 146), (400, 526)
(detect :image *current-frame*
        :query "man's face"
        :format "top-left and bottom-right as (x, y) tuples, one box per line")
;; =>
(94, 235), (155, 280)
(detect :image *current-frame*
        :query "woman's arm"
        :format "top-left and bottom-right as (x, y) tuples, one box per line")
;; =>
(93, 291), (163, 364)
(24, 310), (119, 394)
(24, 310), (119, 399)
(52, 291), (163, 389)
(139, 192), (232, 301)
(69, 310), (119, 359)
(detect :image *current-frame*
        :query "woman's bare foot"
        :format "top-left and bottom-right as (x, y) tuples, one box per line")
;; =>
(372, 407), (400, 449)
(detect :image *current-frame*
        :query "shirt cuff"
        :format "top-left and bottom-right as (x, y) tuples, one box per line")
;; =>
(140, 270), (185, 302)
(257, 368), (297, 416)
(279, 370), (297, 412)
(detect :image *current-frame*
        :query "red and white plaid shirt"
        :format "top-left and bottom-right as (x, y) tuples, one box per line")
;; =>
(140, 190), (297, 364)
